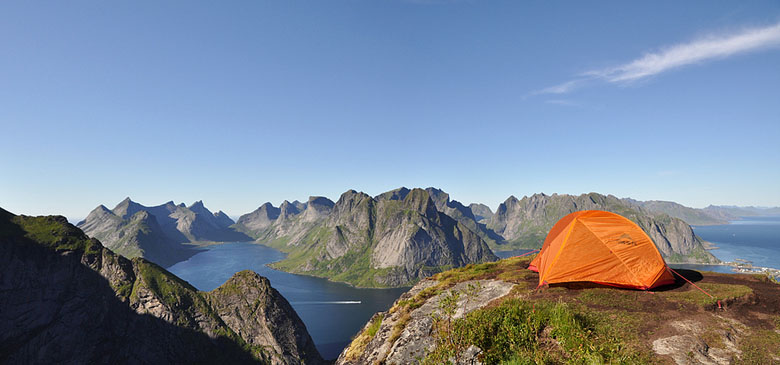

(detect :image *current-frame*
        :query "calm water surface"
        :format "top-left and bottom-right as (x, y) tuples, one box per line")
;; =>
(693, 216), (780, 270)
(167, 242), (408, 360)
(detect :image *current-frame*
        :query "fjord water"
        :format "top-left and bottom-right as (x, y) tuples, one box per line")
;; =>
(692, 216), (780, 270)
(167, 242), (408, 360)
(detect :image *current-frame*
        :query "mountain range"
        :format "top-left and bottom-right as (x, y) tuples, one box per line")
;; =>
(0, 207), (322, 364)
(76, 187), (778, 288)
(77, 198), (250, 267)
(235, 188), (497, 287)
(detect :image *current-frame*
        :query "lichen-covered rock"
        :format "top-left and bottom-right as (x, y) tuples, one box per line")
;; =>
(336, 279), (514, 365)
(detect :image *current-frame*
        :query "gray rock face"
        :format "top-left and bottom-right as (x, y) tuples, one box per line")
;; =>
(468, 203), (494, 222)
(301, 196), (335, 222)
(78, 198), (250, 267)
(207, 271), (324, 365)
(237, 203), (281, 234)
(0, 209), (323, 364)
(336, 278), (514, 365)
(486, 193), (717, 263)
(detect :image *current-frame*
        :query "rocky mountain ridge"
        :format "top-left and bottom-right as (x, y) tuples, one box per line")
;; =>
(623, 198), (730, 225)
(0, 207), (322, 364)
(235, 188), (498, 287)
(78, 198), (250, 267)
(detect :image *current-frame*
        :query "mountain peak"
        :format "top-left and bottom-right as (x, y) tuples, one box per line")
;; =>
(375, 187), (410, 201)
(307, 196), (335, 209)
(403, 188), (439, 217)
(189, 200), (205, 209)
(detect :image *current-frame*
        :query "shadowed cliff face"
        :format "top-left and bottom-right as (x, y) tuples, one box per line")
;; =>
(0, 208), (323, 365)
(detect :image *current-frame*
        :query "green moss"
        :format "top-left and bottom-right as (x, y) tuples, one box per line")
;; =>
(659, 283), (753, 307)
(737, 326), (780, 364)
(423, 299), (653, 364)
(578, 288), (643, 310)
(12, 215), (102, 256)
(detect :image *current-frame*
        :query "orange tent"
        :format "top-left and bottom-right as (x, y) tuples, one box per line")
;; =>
(528, 210), (675, 290)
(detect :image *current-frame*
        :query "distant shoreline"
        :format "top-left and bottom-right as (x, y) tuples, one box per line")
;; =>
(700, 240), (780, 277)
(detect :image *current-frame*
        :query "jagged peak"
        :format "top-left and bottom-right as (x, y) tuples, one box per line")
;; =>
(307, 196), (335, 209)
(189, 200), (205, 209)
(338, 189), (370, 202)
(375, 187), (410, 201)
(259, 202), (277, 210)
(403, 188), (439, 217)
(278, 200), (300, 218)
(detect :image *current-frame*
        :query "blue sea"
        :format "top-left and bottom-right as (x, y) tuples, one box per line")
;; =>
(167, 242), (408, 360)
(693, 216), (780, 270)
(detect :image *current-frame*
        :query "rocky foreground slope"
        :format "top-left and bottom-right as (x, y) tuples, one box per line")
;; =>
(338, 256), (780, 364)
(235, 188), (497, 287)
(78, 198), (250, 267)
(0, 208), (322, 364)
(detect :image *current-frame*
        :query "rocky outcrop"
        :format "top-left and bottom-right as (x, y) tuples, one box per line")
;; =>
(338, 256), (780, 364)
(207, 271), (323, 365)
(237, 203), (281, 234)
(0, 208), (323, 364)
(486, 193), (718, 263)
(237, 189), (497, 287)
(78, 198), (250, 267)
(336, 277), (515, 365)
(468, 203), (493, 222)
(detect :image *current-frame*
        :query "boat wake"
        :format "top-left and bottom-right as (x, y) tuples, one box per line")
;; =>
(291, 300), (362, 305)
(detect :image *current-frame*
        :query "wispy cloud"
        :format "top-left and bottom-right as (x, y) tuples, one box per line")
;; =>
(545, 99), (580, 107)
(535, 22), (780, 94)
(533, 79), (585, 95)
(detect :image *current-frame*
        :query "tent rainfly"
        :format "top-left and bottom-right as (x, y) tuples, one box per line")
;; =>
(528, 210), (675, 290)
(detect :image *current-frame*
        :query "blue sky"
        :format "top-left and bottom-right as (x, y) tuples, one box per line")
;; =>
(1, 1), (779, 220)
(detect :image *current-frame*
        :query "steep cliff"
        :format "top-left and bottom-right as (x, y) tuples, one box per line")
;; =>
(468, 203), (494, 222)
(0, 208), (323, 364)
